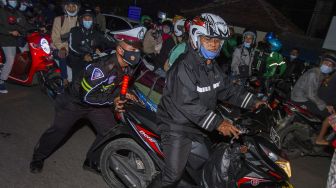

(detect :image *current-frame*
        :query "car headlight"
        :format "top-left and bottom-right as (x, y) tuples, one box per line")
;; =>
(260, 144), (292, 178)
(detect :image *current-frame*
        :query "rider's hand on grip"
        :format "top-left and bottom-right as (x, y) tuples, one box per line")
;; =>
(253, 100), (269, 110)
(326, 106), (335, 114)
(58, 48), (68, 59)
(217, 120), (240, 139)
(9, 30), (20, 37)
(84, 54), (93, 62)
(126, 93), (139, 103)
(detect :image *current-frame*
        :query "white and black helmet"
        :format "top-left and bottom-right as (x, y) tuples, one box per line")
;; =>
(189, 13), (230, 49)
(174, 18), (186, 37)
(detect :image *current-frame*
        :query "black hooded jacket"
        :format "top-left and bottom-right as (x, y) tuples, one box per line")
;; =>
(157, 43), (257, 135)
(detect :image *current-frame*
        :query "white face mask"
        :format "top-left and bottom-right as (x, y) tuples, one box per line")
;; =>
(65, 5), (78, 17)
(19, 4), (27, 11)
(290, 55), (297, 61)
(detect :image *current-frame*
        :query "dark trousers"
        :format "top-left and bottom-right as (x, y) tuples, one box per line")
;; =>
(32, 93), (116, 163)
(149, 125), (201, 188)
(67, 55), (87, 82)
(52, 50), (68, 79)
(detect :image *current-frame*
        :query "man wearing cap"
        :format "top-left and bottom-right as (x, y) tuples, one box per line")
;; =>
(291, 53), (336, 145)
(29, 26), (147, 174)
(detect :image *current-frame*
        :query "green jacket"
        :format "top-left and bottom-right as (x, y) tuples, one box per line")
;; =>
(0, 7), (31, 46)
(264, 52), (286, 79)
(253, 50), (286, 79)
(222, 35), (238, 59)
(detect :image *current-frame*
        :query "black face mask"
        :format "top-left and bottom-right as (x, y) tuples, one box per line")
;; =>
(121, 47), (141, 66)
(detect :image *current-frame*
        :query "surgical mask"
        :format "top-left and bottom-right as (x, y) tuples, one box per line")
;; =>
(122, 48), (141, 66)
(290, 55), (297, 61)
(19, 4), (27, 11)
(243, 42), (251, 48)
(200, 45), (219, 60)
(8, 0), (17, 8)
(83, 20), (93, 29)
(320, 65), (333, 74)
(66, 10), (78, 17)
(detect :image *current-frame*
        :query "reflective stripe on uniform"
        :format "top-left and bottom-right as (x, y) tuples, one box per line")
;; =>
(197, 86), (211, 93)
(81, 78), (92, 92)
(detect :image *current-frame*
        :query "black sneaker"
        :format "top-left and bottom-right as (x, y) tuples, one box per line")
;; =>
(30, 160), (44, 174)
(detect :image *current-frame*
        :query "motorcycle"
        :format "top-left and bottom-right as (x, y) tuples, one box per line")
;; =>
(93, 75), (292, 188)
(274, 98), (335, 158)
(5, 30), (63, 98)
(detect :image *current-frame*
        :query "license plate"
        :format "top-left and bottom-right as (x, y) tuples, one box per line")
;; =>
(270, 126), (281, 148)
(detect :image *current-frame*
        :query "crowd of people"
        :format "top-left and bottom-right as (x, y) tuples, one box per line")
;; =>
(1, 0), (336, 187)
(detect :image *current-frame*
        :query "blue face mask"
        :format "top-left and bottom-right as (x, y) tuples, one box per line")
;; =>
(19, 4), (27, 11)
(243, 42), (251, 48)
(83, 20), (93, 29)
(320, 64), (333, 74)
(200, 45), (219, 60)
(8, 0), (17, 8)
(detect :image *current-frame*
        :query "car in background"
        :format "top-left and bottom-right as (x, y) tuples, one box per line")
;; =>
(103, 13), (140, 32)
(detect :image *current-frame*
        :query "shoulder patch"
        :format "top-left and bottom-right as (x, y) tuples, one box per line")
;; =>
(108, 75), (116, 84)
(91, 68), (105, 81)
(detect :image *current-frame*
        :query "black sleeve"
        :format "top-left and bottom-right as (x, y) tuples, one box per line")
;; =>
(169, 61), (224, 132)
(68, 28), (87, 57)
(217, 76), (257, 110)
(95, 31), (116, 50)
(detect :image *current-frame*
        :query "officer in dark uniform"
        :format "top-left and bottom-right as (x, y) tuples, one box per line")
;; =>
(148, 13), (264, 188)
(68, 8), (115, 81)
(29, 26), (147, 174)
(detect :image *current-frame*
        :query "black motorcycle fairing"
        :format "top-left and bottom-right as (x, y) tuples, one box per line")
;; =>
(245, 136), (289, 181)
(126, 103), (159, 135)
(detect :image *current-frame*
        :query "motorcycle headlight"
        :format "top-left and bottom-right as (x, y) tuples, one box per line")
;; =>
(40, 38), (51, 54)
(260, 144), (292, 178)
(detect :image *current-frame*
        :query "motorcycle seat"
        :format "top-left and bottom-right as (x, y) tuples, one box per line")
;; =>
(126, 104), (159, 135)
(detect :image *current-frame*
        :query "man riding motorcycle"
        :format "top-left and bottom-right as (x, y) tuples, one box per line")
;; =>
(29, 26), (146, 174)
(291, 53), (336, 145)
(148, 13), (264, 188)
(68, 8), (115, 81)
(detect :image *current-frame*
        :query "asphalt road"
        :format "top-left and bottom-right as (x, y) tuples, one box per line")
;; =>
(0, 83), (332, 188)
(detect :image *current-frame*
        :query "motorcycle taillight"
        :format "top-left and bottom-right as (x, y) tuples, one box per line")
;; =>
(120, 75), (130, 100)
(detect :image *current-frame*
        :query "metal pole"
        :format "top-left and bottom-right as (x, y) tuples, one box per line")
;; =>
(134, 0), (136, 5)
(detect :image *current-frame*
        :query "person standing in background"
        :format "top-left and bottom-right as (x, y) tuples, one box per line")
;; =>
(94, 4), (106, 33)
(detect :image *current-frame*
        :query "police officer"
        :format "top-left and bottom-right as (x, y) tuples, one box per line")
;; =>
(68, 8), (115, 82)
(29, 26), (147, 174)
(148, 13), (264, 188)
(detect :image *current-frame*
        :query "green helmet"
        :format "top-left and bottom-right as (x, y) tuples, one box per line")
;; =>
(140, 15), (152, 25)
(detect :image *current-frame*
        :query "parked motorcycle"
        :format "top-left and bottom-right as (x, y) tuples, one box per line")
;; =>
(5, 30), (63, 98)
